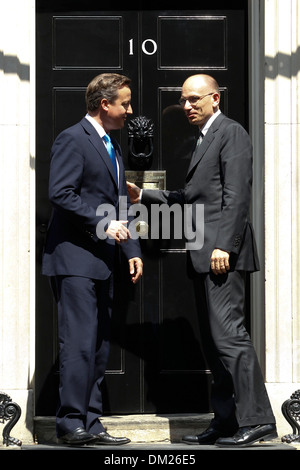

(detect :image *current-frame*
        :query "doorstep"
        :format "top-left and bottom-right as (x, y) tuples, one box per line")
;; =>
(33, 414), (212, 445)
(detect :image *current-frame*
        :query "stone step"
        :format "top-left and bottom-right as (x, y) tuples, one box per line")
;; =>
(34, 414), (212, 445)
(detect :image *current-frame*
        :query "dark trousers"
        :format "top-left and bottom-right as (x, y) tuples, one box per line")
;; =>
(193, 271), (275, 431)
(50, 275), (113, 437)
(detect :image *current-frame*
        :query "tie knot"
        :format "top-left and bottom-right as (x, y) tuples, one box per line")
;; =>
(196, 131), (203, 146)
(103, 134), (111, 144)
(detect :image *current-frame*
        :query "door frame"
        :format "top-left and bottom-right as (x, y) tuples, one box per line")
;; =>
(31, 1), (266, 411)
(248, 0), (265, 373)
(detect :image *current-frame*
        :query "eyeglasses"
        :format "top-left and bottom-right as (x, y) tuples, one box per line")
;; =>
(179, 93), (214, 107)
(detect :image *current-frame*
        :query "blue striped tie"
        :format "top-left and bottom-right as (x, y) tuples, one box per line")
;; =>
(103, 134), (118, 184)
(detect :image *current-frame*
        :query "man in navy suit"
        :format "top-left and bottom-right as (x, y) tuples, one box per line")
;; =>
(42, 73), (143, 446)
(127, 74), (277, 447)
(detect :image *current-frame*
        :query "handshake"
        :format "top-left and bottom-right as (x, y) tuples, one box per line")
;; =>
(105, 182), (144, 243)
(126, 181), (141, 204)
(126, 182), (149, 236)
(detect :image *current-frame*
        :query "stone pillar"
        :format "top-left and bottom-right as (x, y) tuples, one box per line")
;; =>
(264, 0), (300, 433)
(0, 0), (35, 444)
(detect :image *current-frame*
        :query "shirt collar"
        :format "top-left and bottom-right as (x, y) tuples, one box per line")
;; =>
(200, 109), (221, 136)
(85, 113), (106, 138)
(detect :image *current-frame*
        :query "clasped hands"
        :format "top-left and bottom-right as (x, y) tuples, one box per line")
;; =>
(106, 183), (141, 242)
(127, 181), (141, 204)
(126, 181), (230, 276)
(106, 220), (131, 244)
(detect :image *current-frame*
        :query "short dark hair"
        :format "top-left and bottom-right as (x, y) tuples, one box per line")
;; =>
(86, 73), (131, 112)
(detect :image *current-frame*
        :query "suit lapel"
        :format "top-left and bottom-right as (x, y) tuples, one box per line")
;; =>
(80, 118), (118, 188)
(187, 132), (214, 176)
(186, 113), (225, 180)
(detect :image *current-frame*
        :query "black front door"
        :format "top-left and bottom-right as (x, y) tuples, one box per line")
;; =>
(36, 2), (249, 415)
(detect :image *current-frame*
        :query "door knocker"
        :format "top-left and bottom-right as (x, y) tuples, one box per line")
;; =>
(128, 116), (154, 170)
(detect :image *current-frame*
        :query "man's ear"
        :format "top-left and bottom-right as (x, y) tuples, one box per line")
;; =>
(101, 98), (110, 111)
(212, 93), (220, 109)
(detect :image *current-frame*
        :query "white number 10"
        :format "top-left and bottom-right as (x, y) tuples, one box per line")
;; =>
(129, 38), (158, 56)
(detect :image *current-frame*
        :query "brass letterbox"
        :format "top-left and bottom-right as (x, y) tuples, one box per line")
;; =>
(125, 170), (166, 190)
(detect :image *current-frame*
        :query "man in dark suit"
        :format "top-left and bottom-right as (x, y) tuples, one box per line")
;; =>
(127, 74), (277, 447)
(42, 73), (143, 446)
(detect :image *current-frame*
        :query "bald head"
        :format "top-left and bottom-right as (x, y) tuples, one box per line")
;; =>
(182, 74), (220, 95)
(180, 74), (220, 128)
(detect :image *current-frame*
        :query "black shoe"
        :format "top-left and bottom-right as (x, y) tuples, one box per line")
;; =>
(182, 427), (223, 445)
(215, 424), (278, 447)
(92, 431), (131, 446)
(59, 427), (98, 445)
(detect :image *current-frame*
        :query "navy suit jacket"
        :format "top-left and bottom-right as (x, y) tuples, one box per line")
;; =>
(142, 113), (260, 274)
(42, 117), (141, 280)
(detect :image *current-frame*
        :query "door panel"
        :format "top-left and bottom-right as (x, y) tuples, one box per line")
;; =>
(159, 16), (227, 70)
(53, 16), (123, 69)
(36, 2), (248, 415)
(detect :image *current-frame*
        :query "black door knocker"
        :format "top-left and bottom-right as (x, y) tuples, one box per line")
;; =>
(128, 116), (154, 170)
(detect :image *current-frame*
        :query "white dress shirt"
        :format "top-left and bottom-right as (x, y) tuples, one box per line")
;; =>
(85, 114), (119, 184)
(200, 109), (221, 136)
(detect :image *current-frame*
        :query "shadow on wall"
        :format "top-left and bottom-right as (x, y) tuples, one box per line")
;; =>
(0, 51), (30, 81)
(265, 49), (300, 79)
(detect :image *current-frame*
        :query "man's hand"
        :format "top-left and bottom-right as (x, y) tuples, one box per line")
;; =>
(211, 249), (230, 275)
(129, 257), (143, 284)
(127, 181), (141, 204)
(106, 220), (131, 243)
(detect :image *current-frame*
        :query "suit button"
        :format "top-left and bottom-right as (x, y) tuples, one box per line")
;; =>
(233, 235), (241, 247)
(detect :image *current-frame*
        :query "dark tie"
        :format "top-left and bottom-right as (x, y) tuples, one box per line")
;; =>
(196, 130), (204, 148)
(187, 131), (204, 174)
(103, 134), (118, 184)
(191, 131), (204, 159)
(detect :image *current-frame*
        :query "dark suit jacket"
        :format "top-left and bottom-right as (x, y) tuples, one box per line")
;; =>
(142, 113), (259, 274)
(42, 117), (141, 280)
